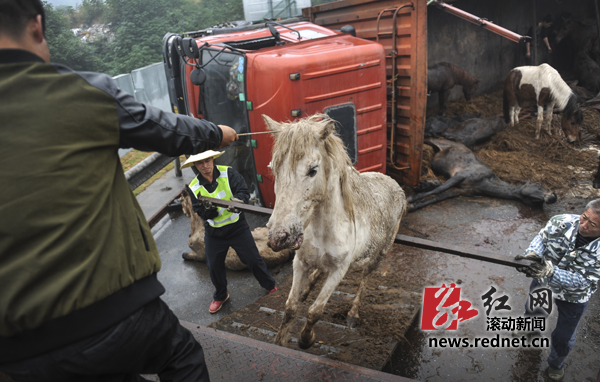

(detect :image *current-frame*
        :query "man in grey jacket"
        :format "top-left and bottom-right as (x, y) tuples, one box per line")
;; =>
(0, 0), (237, 380)
(515, 199), (600, 381)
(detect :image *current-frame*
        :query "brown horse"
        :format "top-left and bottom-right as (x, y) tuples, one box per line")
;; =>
(428, 62), (479, 116)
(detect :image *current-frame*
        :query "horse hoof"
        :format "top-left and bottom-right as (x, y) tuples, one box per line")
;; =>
(274, 333), (288, 347)
(298, 332), (316, 349)
(346, 316), (359, 329)
(182, 252), (197, 261)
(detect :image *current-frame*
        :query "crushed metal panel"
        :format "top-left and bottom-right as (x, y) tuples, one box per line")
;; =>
(304, 0), (427, 187)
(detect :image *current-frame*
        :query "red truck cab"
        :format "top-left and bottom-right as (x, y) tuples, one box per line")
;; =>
(163, 22), (387, 208)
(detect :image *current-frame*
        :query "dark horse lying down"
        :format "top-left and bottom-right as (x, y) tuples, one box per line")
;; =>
(425, 115), (507, 148)
(428, 62), (479, 116)
(407, 138), (558, 211)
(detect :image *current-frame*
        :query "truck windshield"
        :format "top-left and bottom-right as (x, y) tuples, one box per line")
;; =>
(200, 48), (263, 206)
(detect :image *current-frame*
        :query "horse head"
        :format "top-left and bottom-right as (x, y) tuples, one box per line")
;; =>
(263, 114), (352, 252)
(551, 13), (574, 45)
(517, 182), (557, 206)
(463, 79), (479, 102)
(560, 103), (583, 143)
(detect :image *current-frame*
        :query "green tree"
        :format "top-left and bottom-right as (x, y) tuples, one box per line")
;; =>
(183, 0), (244, 31)
(79, 0), (106, 26)
(42, 0), (258, 76)
(43, 1), (100, 71)
(102, 0), (192, 75)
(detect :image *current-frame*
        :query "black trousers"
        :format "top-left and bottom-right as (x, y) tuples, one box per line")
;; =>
(204, 224), (276, 301)
(0, 299), (209, 382)
(525, 280), (588, 370)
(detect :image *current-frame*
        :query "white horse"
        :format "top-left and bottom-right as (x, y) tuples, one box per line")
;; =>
(263, 114), (406, 349)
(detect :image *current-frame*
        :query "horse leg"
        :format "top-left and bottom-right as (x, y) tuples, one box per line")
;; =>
(346, 263), (377, 329)
(407, 173), (467, 203)
(346, 219), (400, 328)
(535, 105), (544, 139)
(508, 106), (515, 126)
(544, 101), (555, 136)
(298, 263), (350, 349)
(511, 105), (521, 126)
(300, 268), (322, 302)
(407, 188), (462, 212)
(275, 257), (310, 347)
(439, 89), (449, 116)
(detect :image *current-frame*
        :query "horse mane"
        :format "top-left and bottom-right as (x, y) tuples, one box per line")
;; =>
(539, 64), (574, 111)
(563, 92), (582, 118)
(270, 114), (358, 220)
(440, 62), (478, 87)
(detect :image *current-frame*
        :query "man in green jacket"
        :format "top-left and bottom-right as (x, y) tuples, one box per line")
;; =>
(0, 1), (237, 380)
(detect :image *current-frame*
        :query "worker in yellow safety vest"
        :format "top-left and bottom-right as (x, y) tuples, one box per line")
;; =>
(182, 150), (277, 313)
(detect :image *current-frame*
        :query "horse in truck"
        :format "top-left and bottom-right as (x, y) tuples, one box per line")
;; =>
(503, 63), (583, 143)
(428, 62), (479, 116)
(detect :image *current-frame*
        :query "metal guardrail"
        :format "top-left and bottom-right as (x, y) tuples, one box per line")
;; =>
(115, 63), (182, 190)
(125, 153), (177, 190)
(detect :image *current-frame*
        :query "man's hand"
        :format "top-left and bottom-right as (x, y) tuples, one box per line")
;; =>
(515, 252), (553, 279)
(201, 198), (216, 211)
(527, 260), (554, 278)
(227, 197), (243, 213)
(218, 125), (238, 148)
(515, 251), (541, 263)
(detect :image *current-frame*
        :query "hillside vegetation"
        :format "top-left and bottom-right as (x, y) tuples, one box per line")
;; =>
(44, 0), (245, 76)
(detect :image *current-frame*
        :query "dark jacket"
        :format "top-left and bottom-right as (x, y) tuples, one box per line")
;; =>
(187, 166), (250, 238)
(0, 49), (223, 362)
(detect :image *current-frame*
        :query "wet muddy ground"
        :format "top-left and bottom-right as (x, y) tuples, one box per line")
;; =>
(387, 196), (600, 382)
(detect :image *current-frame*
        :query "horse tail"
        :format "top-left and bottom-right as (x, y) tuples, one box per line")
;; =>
(503, 90), (510, 124)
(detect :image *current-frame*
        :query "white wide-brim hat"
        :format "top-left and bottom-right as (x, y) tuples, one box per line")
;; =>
(181, 150), (224, 169)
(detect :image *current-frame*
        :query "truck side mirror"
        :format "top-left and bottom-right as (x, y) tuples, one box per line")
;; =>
(340, 25), (356, 37)
(182, 37), (200, 59)
(268, 24), (282, 45)
(190, 68), (207, 86)
(173, 36), (185, 58)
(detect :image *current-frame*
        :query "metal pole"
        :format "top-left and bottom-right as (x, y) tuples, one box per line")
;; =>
(532, 0), (538, 65)
(197, 196), (527, 268)
(174, 157), (182, 177)
(268, 0), (273, 19)
(595, 0), (600, 42)
(431, 0), (526, 43)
